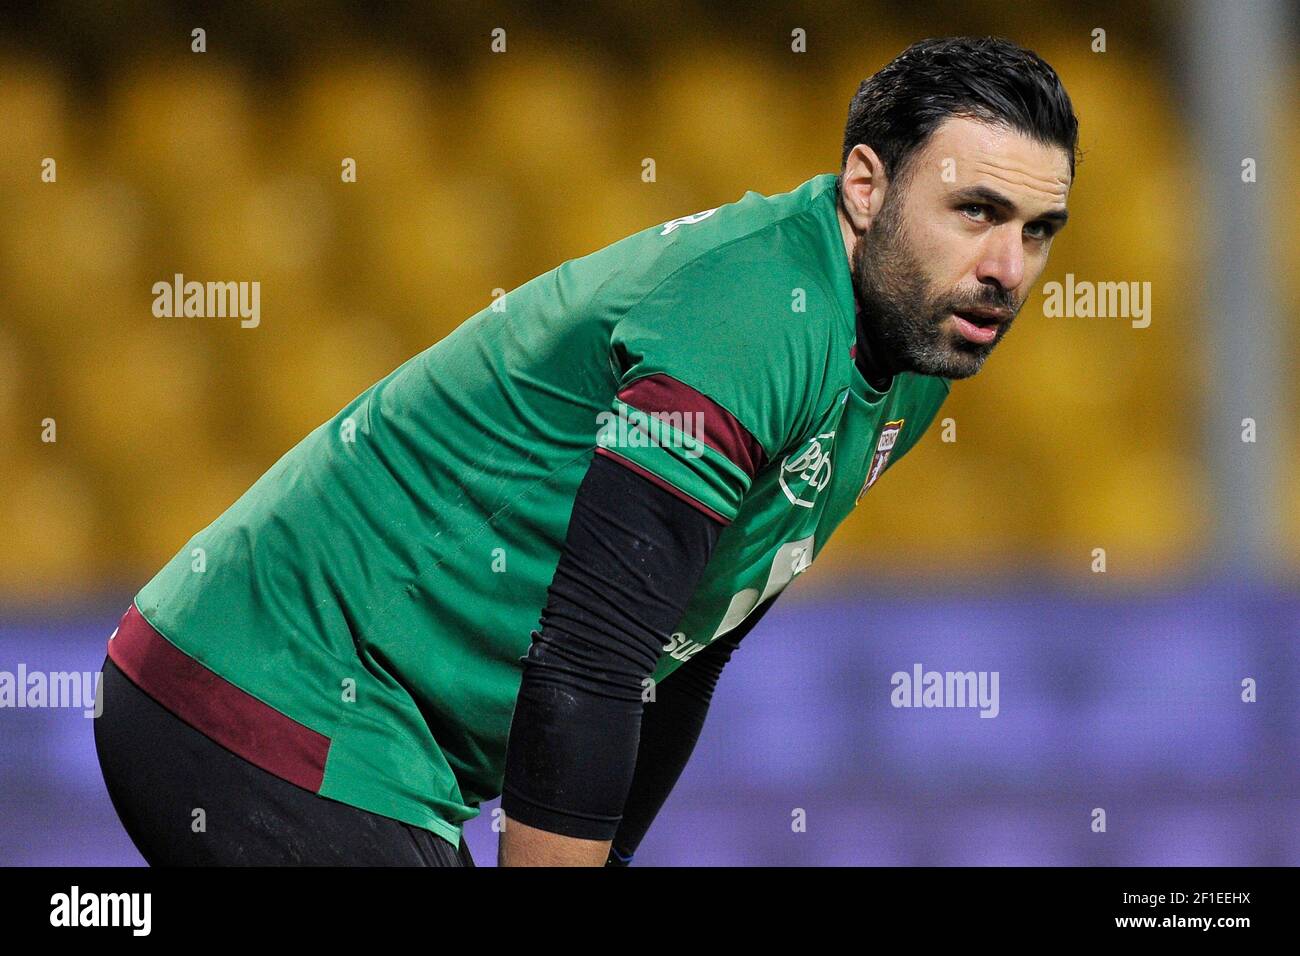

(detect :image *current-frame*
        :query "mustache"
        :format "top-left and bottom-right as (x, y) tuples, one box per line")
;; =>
(948, 288), (1019, 315)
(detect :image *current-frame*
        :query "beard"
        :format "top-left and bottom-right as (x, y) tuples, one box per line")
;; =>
(851, 188), (1020, 380)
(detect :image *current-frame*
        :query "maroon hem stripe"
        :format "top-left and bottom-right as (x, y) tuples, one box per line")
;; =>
(616, 373), (766, 478)
(106, 604), (331, 792)
(595, 447), (731, 525)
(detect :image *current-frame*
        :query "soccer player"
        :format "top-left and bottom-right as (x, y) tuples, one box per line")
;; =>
(94, 36), (1077, 866)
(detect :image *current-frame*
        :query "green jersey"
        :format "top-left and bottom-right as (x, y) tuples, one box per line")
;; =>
(125, 172), (951, 845)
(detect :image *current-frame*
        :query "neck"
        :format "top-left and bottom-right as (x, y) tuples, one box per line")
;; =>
(853, 307), (895, 392)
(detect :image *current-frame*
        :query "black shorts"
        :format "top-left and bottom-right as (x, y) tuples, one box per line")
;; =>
(94, 655), (475, 866)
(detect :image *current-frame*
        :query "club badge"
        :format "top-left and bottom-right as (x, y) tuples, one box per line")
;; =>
(857, 419), (905, 503)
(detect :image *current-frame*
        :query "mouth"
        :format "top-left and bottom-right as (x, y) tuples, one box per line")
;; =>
(949, 307), (1009, 345)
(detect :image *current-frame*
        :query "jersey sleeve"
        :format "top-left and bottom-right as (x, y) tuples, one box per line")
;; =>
(598, 256), (836, 524)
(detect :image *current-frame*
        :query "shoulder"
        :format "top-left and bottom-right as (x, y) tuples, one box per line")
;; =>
(610, 267), (844, 463)
(605, 175), (850, 459)
(615, 175), (849, 377)
(631, 174), (845, 319)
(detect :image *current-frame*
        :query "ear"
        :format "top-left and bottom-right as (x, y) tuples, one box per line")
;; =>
(839, 143), (890, 235)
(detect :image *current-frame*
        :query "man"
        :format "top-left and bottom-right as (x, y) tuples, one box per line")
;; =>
(94, 35), (1077, 866)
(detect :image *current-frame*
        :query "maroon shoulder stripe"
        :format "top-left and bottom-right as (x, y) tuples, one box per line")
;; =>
(595, 447), (731, 525)
(616, 373), (766, 478)
(106, 604), (331, 792)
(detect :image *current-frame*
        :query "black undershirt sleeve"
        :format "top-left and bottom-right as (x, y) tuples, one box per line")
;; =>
(499, 450), (727, 841)
(606, 591), (780, 865)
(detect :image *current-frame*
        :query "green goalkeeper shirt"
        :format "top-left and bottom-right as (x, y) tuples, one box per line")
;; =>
(129, 172), (951, 846)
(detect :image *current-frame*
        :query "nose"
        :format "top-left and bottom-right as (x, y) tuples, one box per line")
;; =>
(975, 225), (1025, 294)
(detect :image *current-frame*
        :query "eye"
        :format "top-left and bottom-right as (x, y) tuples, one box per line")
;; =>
(1024, 221), (1054, 241)
(959, 203), (991, 222)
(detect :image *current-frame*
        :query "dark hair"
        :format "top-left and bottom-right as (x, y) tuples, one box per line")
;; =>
(841, 37), (1079, 185)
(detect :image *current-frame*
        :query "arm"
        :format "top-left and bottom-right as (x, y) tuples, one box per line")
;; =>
(604, 593), (779, 865)
(498, 450), (725, 866)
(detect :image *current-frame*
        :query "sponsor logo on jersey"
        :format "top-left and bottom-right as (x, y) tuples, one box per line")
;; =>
(659, 208), (718, 235)
(779, 431), (834, 508)
(662, 536), (816, 664)
(661, 631), (708, 662)
(857, 419), (905, 503)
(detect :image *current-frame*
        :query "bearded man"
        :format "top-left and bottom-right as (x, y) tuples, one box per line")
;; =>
(94, 35), (1077, 867)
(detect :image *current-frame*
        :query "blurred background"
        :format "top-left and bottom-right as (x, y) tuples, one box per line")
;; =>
(0, 0), (1296, 864)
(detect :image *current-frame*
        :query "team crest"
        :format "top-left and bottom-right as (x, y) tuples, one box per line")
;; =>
(857, 419), (905, 503)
